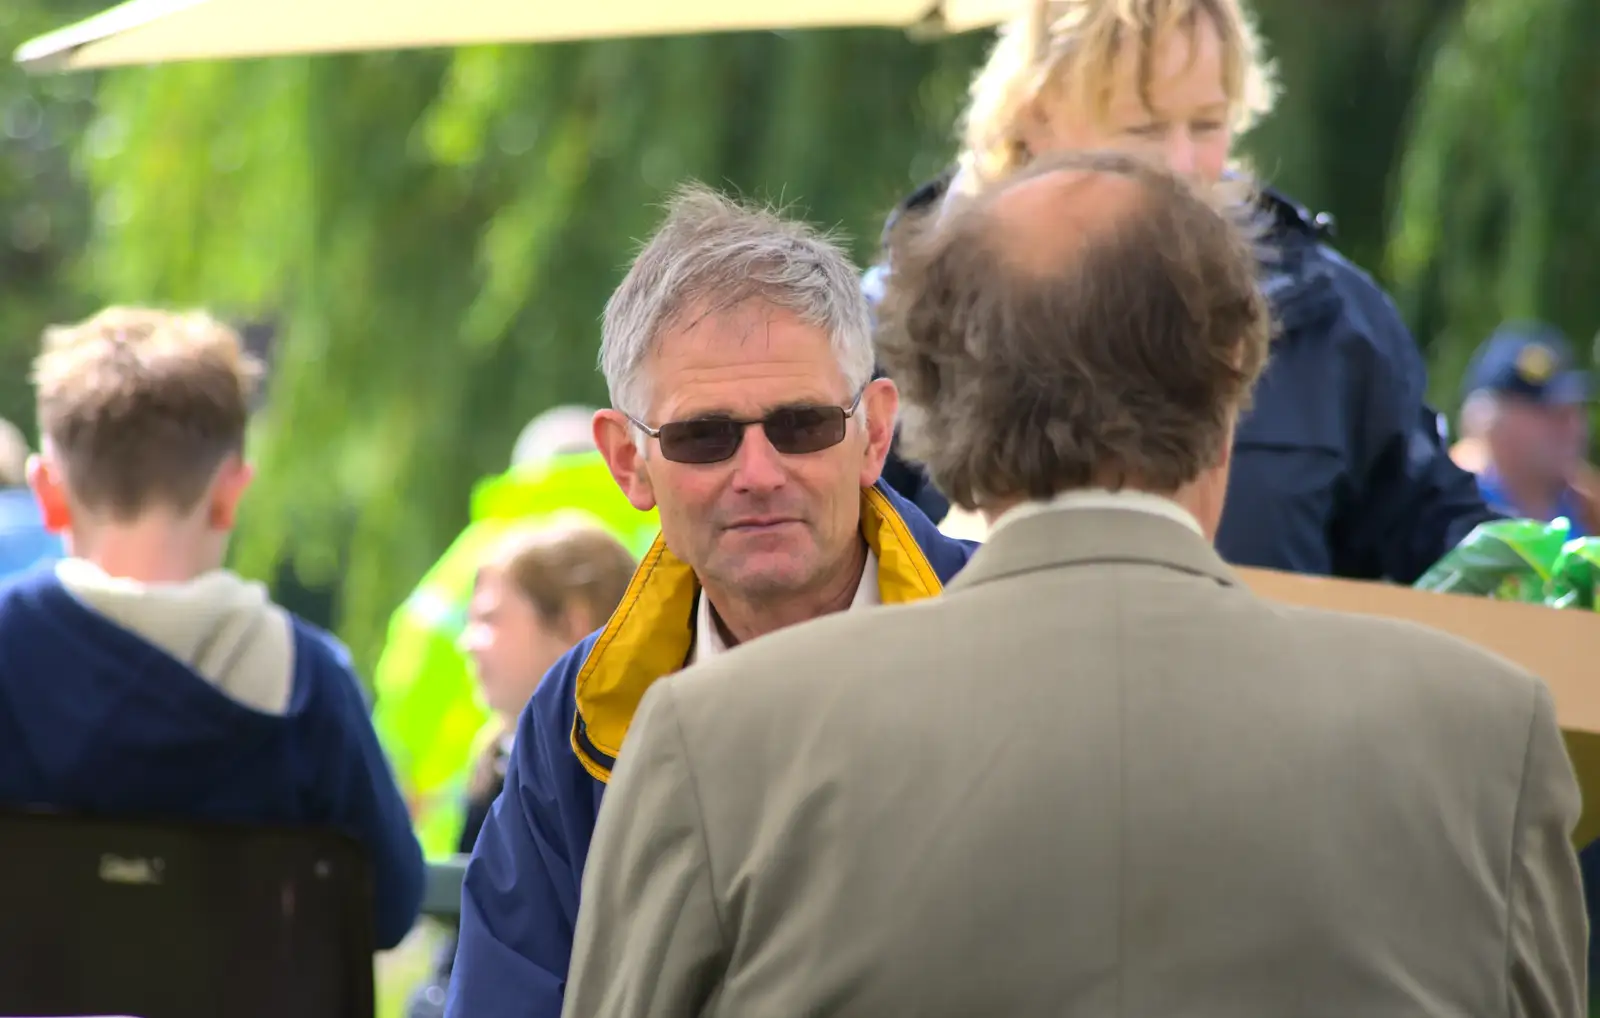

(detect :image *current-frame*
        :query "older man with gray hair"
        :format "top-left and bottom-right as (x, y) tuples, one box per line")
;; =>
(446, 183), (976, 1018)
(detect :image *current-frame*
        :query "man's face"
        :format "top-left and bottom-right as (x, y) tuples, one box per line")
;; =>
(596, 302), (897, 604)
(1491, 396), (1583, 482)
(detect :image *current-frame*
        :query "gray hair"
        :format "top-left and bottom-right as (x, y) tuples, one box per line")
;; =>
(599, 183), (875, 421)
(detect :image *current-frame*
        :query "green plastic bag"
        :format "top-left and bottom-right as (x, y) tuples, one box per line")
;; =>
(1413, 517), (1571, 603)
(1546, 537), (1600, 611)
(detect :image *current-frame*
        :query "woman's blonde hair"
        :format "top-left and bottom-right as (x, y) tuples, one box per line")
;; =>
(958, 0), (1278, 188)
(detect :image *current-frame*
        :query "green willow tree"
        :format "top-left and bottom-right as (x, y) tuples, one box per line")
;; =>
(1244, 0), (1462, 276)
(1386, 0), (1600, 408)
(0, 1), (102, 433)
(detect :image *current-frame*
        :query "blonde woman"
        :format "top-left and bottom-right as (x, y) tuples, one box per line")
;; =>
(871, 0), (1496, 582)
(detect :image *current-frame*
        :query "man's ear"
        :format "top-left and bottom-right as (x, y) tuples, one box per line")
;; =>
(27, 453), (72, 533)
(593, 409), (657, 513)
(857, 377), (901, 488)
(209, 456), (255, 530)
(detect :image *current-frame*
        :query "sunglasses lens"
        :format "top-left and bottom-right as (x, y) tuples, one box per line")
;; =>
(657, 418), (742, 464)
(653, 404), (851, 463)
(764, 406), (847, 455)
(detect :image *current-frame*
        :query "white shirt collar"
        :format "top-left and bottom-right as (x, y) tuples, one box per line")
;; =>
(692, 547), (880, 663)
(990, 488), (1204, 538)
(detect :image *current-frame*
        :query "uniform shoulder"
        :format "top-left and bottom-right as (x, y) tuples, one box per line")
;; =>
(1256, 185), (1336, 243)
(1253, 188), (1383, 297)
(1253, 186), (1415, 358)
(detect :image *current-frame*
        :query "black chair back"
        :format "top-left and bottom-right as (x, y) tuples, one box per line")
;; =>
(0, 808), (375, 1018)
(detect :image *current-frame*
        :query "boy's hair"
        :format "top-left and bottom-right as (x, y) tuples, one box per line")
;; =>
(32, 307), (263, 520)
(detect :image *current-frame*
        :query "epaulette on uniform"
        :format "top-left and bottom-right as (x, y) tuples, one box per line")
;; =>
(1259, 186), (1337, 241)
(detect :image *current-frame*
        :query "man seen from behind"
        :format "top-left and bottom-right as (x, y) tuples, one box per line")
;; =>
(564, 153), (1585, 1018)
(0, 308), (424, 949)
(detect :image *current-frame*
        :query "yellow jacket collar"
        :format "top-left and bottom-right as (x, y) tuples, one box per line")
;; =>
(571, 485), (946, 781)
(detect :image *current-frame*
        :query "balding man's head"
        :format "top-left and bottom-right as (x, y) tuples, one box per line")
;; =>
(877, 149), (1270, 512)
(982, 165), (1149, 275)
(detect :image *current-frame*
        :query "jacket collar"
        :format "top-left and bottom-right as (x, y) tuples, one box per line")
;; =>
(571, 480), (968, 782)
(948, 505), (1237, 596)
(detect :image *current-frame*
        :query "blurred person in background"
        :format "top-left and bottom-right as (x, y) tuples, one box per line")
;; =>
(1460, 322), (1597, 536)
(406, 522), (635, 1018)
(0, 307), (423, 949)
(0, 418), (61, 580)
(372, 405), (658, 859)
(868, 0), (1496, 582)
(446, 184), (976, 1018)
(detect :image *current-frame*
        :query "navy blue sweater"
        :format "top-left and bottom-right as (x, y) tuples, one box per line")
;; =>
(0, 567), (424, 949)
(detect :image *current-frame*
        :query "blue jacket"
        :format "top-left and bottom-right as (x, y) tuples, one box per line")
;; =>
(447, 482), (977, 1017)
(870, 177), (1497, 583)
(0, 566), (425, 949)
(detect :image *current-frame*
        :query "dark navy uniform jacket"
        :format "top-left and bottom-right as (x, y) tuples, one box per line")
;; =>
(866, 175), (1498, 583)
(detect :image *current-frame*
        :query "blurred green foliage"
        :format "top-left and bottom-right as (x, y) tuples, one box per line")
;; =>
(0, 1), (1594, 669)
(0, 2), (101, 439)
(1386, 0), (1600, 409)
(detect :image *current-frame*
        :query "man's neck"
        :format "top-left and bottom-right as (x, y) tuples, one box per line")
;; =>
(69, 522), (220, 585)
(982, 484), (1218, 538)
(705, 538), (869, 648)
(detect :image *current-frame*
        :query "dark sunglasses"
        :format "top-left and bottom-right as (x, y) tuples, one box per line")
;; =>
(628, 390), (865, 465)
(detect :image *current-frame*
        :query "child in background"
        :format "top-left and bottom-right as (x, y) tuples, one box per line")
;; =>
(408, 522), (635, 1017)
(0, 307), (424, 950)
